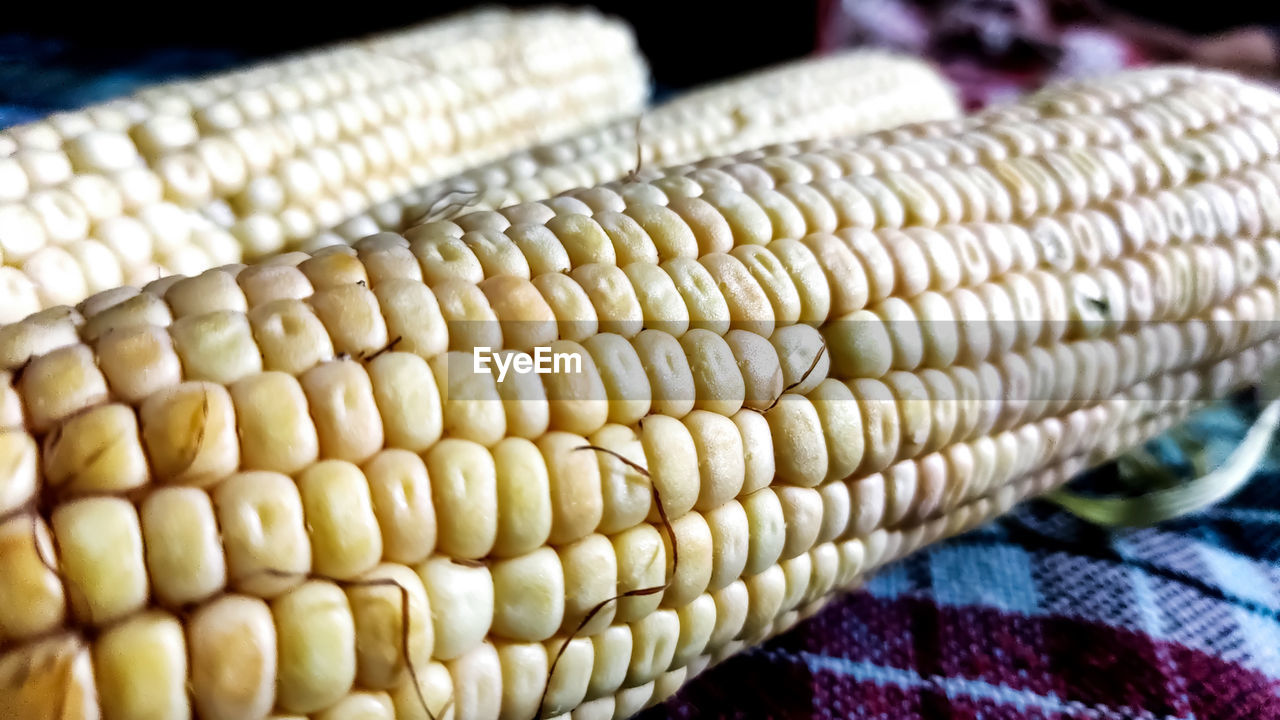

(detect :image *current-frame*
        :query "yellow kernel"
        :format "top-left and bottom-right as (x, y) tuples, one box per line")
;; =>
(139, 382), (239, 487)
(426, 438), (498, 560)
(52, 497), (148, 625)
(346, 563), (433, 690)
(301, 360), (385, 464)
(188, 595), (278, 720)
(418, 555), (493, 661)
(248, 299), (335, 375)
(272, 580), (357, 714)
(140, 487), (226, 607)
(93, 611), (190, 720)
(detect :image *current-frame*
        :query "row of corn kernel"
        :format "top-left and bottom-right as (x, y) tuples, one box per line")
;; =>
(390, 59), (1241, 238)
(644, 83), (1274, 214)
(0, 372), (1112, 652)
(322, 51), (965, 241)
(403, 400), (1200, 720)
(824, 255), (1280, 379)
(0, 439), (1107, 720)
(0, 8), (650, 322)
(1, 271), (1268, 649)
(383, 157), (1280, 315)
(322, 73), (1280, 294)
(0, 258), (1261, 639)
(5, 174), (1274, 430)
(0, 330), (1259, 717)
(2, 210), (1274, 466)
(0, 438), (1088, 720)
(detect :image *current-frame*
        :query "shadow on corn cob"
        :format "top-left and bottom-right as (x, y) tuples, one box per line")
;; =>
(2, 65), (1280, 720)
(0, 7), (650, 323)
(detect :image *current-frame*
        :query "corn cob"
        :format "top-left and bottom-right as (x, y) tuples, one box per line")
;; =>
(329, 51), (960, 248)
(2, 66), (1280, 720)
(0, 7), (648, 324)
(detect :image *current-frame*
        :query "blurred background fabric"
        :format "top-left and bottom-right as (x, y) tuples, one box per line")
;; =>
(821, 0), (1280, 108)
(0, 0), (819, 118)
(3, 0), (1277, 120)
(4, 1), (1280, 717)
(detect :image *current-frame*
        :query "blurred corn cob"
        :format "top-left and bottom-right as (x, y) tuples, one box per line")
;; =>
(2, 65), (1280, 720)
(0, 7), (649, 323)
(321, 50), (961, 248)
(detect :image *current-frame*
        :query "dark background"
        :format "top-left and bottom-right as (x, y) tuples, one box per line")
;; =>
(0, 2), (821, 122)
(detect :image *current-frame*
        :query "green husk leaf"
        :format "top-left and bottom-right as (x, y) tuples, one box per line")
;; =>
(1115, 448), (1183, 491)
(1046, 398), (1280, 527)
